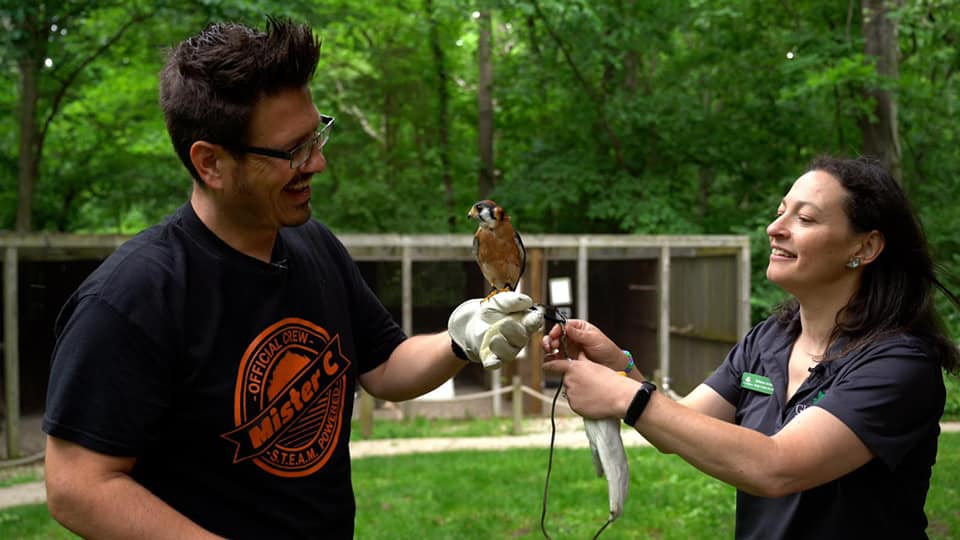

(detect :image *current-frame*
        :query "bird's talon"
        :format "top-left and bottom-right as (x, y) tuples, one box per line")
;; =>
(481, 287), (512, 302)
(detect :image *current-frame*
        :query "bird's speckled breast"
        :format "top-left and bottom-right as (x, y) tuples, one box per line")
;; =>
(476, 227), (523, 289)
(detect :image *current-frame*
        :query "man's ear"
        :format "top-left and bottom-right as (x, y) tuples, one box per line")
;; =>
(856, 230), (885, 265)
(190, 141), (229, 190)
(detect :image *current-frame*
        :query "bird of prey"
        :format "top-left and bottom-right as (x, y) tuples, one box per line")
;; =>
(468, 200), (526, 299)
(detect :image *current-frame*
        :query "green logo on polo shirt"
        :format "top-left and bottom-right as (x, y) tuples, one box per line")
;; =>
(812, 390), (825, 405)
(741, 372), (774, 395)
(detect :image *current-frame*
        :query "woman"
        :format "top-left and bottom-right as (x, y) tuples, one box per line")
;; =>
(543, 156), (958, 539)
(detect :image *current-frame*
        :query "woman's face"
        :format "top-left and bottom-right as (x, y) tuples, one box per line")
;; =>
(765, 170), (863, 297)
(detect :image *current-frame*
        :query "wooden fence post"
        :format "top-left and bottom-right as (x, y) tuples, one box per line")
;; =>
(512, 375), (522, 435)
(525, 247), (544, 415)
(358, 388), (374, 439)
(4, 246), (20, 459)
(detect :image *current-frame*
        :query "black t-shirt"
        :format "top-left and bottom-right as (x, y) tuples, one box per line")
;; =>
(43, 203), (407, 539)
(704, 316), (945, 540)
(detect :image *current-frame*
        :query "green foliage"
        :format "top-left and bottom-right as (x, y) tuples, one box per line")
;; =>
(945, 371), (960, 421)
(739, 219), (790, 324)
(3, 0), (960, 336)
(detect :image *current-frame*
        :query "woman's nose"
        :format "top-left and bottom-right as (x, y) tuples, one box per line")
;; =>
(766, 215), (786, 238)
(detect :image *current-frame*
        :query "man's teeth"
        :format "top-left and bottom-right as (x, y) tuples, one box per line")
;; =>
(286, 180), (310, 191)
(772, 248), (796, 258)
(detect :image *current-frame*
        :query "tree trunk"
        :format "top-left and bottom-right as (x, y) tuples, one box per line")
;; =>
(697, 166), (714, 221)
(477, 10), (495, 201)
(425, 0), (456, 230)
(860, 0), (903, 183)
(525, 16), (549, 115)
(16, 55), (40, 233)
(12, 5), (152, 232)
(14, 5), (46, 233)
(623, 0), (639, 94)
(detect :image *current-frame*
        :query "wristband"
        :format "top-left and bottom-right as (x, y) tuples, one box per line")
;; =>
(451, 339), (470, 361)
(622, 350), (635, 373)
(623, 381), (657, 426)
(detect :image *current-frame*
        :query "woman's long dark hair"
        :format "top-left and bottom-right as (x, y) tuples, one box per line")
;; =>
(776, 156), (959, 372)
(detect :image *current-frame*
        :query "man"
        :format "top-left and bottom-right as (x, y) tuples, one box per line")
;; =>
(43, 18), (541, 539)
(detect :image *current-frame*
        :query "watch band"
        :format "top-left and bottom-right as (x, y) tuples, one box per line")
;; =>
(450, 339), (470, 361)
(623, 381), (657, 426)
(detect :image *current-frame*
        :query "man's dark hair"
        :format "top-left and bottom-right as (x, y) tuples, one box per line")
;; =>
(159, 17), (321, 181)
(777, 156), (959, 372)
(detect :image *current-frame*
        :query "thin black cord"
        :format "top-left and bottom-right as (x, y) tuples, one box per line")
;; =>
(539, 373), (564, 540)
(539, 313), (615, 540)
(539, 312), (567, 540)
(591, 516), (615, 540)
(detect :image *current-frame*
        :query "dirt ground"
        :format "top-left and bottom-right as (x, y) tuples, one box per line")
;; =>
(0, 413), (45, 463)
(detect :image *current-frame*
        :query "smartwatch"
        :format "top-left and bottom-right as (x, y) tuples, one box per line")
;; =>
(623, 381), (657, 426)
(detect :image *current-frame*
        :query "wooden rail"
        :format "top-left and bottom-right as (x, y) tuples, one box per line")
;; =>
(1, 232), (750, 459)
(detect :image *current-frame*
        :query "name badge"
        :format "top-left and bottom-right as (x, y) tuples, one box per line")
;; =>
(741, 372), (774, 395)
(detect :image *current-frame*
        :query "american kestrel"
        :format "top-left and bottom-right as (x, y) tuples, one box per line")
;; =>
(468, 200), (526, 299)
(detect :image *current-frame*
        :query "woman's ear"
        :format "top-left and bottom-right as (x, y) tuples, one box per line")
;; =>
(190, 141), (228, 190)
(856, 230), (885, 265)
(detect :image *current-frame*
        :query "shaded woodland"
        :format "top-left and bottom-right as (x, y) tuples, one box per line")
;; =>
(2, 0), (959, 328)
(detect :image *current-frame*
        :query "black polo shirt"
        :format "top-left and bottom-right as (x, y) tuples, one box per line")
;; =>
(704, 316), (944, 540)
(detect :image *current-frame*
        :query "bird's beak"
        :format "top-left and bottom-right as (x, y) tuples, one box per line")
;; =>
(468, 207), (478, 220)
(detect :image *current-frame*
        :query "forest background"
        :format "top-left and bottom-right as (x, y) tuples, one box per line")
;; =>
(2, 0), (959, 334)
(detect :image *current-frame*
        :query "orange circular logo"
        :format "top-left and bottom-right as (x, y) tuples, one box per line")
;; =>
(221, 318), (352, 477)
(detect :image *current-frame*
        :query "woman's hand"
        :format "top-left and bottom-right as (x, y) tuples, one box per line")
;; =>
(541, 319), (628, 371)
(542, 358), (637, 419)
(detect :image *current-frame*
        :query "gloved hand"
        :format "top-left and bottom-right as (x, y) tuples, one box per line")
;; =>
(448, 291), (545, 369)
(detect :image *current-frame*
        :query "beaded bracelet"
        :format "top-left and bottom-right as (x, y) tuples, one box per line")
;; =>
(622, 350), (635, 373)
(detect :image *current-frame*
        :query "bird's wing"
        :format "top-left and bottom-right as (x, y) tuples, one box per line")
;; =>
(473, 233), (480, 263)
(514, 229), (526, 284)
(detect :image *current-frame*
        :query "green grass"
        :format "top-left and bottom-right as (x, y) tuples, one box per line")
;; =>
(3, 432), (959, 539)
(0, 467), (41, 489)
(0, 504), (78, 539)
(353, 447), (736, 539)
(353, 432), (960, 539)
(350, 416), (523, 439)
(927, 430), (960, 539)
(944, 372), (960, 421)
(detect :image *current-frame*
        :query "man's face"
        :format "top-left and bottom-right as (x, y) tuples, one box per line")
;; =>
(225, 86), (326, 230)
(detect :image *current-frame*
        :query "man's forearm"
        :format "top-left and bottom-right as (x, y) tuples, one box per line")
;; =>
(360, 332), (464, 402)
(48, 472), (223, 540)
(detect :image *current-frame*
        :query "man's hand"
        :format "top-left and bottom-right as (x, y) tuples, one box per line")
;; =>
(448, 291), (544, 369)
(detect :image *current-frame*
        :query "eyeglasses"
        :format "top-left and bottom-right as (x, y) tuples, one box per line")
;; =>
(236, 114), (335, 169)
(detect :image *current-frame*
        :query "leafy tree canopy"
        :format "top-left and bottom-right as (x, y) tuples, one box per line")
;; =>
(3, 0), (958, 329)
